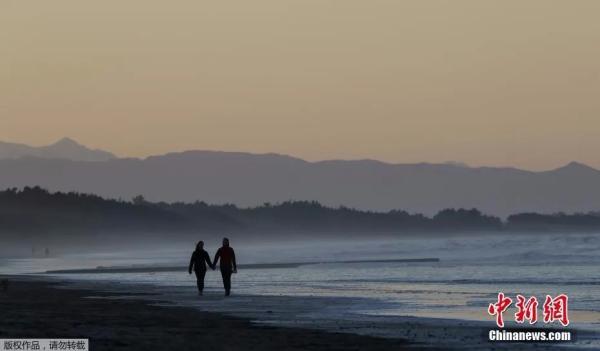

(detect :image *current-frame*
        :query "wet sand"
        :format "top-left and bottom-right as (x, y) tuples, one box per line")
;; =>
(0, 276), (421, 351)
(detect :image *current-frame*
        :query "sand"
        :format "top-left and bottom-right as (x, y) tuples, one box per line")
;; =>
(0, 276), (420, 351)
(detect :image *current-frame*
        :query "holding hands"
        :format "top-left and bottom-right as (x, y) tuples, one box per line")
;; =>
(190, 237), (237, 296)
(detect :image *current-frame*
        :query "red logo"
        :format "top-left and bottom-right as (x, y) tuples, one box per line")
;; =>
(488, 293), (570, 327)
(515, 295), (538, 324)
(488, 292), (512, 328)
(543, 294), (569, 327)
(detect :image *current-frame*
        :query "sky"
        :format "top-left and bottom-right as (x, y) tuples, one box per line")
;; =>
(1, 1), (599, 170)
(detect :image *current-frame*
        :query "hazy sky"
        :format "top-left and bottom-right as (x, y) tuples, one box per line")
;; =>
(2, 1), (599, 170)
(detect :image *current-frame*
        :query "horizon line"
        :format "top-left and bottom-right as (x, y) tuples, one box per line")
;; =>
(1, 137), (597, 173)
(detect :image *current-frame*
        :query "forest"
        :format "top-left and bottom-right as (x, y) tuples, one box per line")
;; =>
(1, 187), (599, 236)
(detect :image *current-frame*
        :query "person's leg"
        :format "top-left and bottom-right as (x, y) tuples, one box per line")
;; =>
(194, 269), (206, 294)
(220, 268), (232, 295)
(224, 270), (231, 295)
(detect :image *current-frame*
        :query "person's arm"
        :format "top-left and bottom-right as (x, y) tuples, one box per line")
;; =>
(204, 251), (214, 270)
(232, 249), (237, 272)
(212, 248), (221, 268)
(188, 252), (195, 274)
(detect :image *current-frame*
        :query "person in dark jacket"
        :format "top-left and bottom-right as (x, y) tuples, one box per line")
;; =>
(212, 237), (237, 296)
(188, 241), (214, 295)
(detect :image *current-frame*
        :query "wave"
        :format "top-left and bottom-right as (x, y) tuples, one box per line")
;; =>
(324, 278), (600, 286)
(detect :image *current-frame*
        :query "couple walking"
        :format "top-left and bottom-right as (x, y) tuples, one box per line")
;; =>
(188, 237), (237, 296)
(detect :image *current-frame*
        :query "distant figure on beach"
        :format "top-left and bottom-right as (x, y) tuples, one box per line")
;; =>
(213, 237), (237, 296)
(188, 241), (214, 295)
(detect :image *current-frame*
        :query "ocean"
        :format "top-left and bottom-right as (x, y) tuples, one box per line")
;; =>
(2, 232), (599, 349)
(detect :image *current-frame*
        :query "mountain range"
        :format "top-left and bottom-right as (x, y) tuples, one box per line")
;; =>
(1, 138), (599, 217)
(0, 138), (115, 162)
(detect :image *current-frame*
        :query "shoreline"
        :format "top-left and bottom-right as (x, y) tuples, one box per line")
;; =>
(2, 274), (591, 350)
(0, 275), (423, 351)
(41, 258), (440, 274)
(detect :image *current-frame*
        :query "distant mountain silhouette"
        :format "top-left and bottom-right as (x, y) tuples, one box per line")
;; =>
(0, 137), (115, 161)
(1, 148), (599, 217)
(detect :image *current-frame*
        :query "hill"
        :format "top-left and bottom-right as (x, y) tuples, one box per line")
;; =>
(0, 150), (600, 217)
(0, 138), (115, 162)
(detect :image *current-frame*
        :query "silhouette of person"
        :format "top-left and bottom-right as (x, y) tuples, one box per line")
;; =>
(212, 237), (237, 296)
(188, 241), (214, 295)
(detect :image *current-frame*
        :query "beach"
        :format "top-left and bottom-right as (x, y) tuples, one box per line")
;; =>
(2, 274), (587, 351)
(0, 275), (420, 351)
(1, 234), (598, 350)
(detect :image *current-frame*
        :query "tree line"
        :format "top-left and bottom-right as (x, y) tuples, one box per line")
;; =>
(1, 187), (599, 236)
